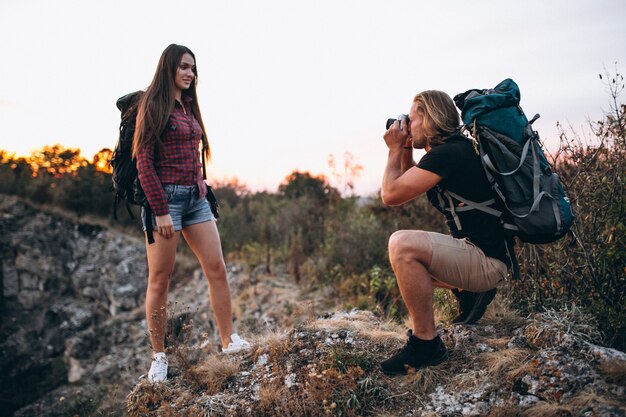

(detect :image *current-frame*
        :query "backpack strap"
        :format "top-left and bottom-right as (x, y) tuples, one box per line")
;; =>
(478, 128), (551, 220)
(436, 187), (519, 276)
(145, 205), (155, 244)
(445, 190), (502, 217)
(113, 194), (119, 221)
(200, 135), (219, 219)
(437, 188), (503, 232)
(445, 192), (462, 231)
(480, 133), (532, 176)
(202, 140), (206, 180)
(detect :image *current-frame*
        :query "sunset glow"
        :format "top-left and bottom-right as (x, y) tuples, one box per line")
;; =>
(1, 1), (624, 195)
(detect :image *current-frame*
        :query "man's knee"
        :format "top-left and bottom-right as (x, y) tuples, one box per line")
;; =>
(388, 230), (431, 263)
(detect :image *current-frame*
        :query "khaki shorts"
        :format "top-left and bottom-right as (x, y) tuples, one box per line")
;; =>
(427, 232), (508, 292)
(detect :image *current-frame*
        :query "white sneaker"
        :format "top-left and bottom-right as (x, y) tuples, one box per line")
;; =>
(148, 352), (168, 382)
(222, 333), (251, 354)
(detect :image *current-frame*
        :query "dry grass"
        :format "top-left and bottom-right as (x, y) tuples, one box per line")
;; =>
(524, 401), (574, 417)
(311, 317), (373, 333)
(507, 362), (536, 382)
(127, 380), (177, 417)
(308, 310), (380, 329)
(255, 382), (296, 417)
(483, 294), (526, 331)
(569, 389), (625, 410)
(406, 365), (454, 394)
(569, 390), (603, 408)
(308, 312), (406, 348)
(250, 367), (374, 417)
(525, 305), (604, 348)
(598, 359), (626, 386)
(250, 329), (291, 365)
(488, 336), (517, 349)
(440, 368), (483, 393)
(188, 355), (240, 395)
(482, 348), (534, 378)
(486, 404), (526, 417)
(359, 326), (406, 347)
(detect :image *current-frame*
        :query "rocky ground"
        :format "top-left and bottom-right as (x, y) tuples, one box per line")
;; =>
(1, 195), (625, 416)
(126, 307), (626, 416)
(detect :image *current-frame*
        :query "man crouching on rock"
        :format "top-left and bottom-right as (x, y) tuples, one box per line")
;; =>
(380, 90), (510, 375)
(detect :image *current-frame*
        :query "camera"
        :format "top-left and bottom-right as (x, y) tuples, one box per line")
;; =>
(386, 114), (409, 130)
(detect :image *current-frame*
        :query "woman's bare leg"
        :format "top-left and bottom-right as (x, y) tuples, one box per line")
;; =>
(145, 232), (180, 354)
(182, 221), (234, 348)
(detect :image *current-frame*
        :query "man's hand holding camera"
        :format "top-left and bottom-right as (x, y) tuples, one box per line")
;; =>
(384, 115), (412, 151)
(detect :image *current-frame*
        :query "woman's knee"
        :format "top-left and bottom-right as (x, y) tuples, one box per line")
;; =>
(203, 259), (227, 281)
(147, 272), (170, 295)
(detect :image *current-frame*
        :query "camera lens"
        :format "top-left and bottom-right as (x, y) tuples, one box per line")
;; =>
(386, 114), (409, 130)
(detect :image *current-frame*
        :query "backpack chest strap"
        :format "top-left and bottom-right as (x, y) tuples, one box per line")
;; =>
(437, 189), (502, 231)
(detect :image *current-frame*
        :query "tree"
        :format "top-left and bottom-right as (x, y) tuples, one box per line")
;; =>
(212, 177), (249, 209)
(29, 144), (87, 178)
(278, 170), (339, 203)
(93, 148), (113, 174)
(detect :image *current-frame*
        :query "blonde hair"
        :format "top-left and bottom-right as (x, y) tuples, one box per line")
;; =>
(413, 90), (460, 147)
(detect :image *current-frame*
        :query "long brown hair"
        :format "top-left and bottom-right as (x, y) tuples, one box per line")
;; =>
(413, 90), (460, 147)
(132, 44), (210, 161)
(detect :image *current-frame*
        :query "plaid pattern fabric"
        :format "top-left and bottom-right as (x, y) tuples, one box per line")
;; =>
(136, 96), (207, 216)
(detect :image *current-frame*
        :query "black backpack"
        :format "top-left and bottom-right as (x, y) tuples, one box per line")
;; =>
(111, 91), (145, 210)
(109, 90), (156, 243)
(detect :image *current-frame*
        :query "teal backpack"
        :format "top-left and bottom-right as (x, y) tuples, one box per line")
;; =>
(451, 79), (574, 247)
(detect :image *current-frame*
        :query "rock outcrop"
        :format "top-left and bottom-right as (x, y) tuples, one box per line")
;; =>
(0, 195), (148, 416)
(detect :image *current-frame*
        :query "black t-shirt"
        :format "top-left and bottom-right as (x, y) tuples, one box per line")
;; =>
(416, 135), (509, 266)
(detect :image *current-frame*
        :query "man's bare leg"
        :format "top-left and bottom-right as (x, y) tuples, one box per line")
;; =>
(388, 230), (437, 339)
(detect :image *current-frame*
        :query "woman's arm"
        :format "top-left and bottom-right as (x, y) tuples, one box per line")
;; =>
(136, 145), (168, 216)
(136, 145), (175, 238)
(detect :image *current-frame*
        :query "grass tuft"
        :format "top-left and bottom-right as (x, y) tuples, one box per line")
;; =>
(188, 355), (240, 395)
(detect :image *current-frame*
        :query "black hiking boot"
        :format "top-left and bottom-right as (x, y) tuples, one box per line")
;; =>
(451, 288), (475, 324)
(454, 288), (498, 325)
(380, 330), (449, 376)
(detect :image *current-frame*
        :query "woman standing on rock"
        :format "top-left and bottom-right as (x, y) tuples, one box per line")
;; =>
(133, 44), (249, 382)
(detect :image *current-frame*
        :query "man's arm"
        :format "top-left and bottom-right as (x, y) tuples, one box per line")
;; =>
(381, 122), (441, 206)
(400, 146), (416, 174)
(382, 159), (442, 206)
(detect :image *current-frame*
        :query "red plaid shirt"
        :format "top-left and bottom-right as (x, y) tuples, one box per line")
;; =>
(136, 95), (207, 215)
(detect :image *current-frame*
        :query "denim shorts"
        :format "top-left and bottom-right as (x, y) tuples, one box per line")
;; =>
(141, 184), (215, 232)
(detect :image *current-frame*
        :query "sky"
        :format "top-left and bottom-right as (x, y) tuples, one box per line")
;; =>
(0, 0), (625, 196)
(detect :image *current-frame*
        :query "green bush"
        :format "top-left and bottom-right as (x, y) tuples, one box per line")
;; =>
(511, 69), (625, 350)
